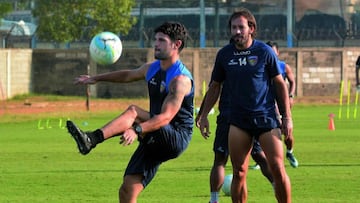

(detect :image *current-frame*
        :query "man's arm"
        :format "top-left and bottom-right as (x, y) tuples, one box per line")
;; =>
(273, 75), (293, 137)
(139, 74), (192, 134)
(74, 62), (151, 85)
(285, 63), (296, 107)
(196, 81), (221, 138)
(195, 81), (219, 120)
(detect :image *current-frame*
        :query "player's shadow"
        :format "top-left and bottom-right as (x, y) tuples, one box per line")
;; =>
(296, 163), (360, 167)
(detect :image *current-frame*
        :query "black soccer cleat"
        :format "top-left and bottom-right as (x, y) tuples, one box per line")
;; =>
(66, 120), (94, 155)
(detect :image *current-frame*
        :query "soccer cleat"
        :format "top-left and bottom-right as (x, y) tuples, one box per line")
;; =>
(66, 120), (94, 155)
(249, 164), (260, 170)
(286, 152), (299, 168)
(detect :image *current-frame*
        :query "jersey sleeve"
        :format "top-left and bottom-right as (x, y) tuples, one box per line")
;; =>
(210, 50), (226, 83)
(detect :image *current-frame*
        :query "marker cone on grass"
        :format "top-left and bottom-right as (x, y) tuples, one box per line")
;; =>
(328, 113), (335, 131)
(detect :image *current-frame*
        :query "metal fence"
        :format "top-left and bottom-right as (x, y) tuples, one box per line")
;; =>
(3, 0), (360, 48)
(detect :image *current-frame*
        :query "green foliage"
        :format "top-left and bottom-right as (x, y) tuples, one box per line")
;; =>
(0, 2), (12, 20)
(1, 103), (360, 202)
(32, 0), (137, 43)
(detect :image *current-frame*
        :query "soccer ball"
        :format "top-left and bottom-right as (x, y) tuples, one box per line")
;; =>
(222, 174), (232, 196)
(89, 31), (122, 65)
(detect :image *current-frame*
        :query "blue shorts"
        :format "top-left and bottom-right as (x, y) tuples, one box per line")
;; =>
(124, 125), (192, 187)
(251, 140), (263, 155)
(230, 115), (280, 139)
(213, 113), (230, 156)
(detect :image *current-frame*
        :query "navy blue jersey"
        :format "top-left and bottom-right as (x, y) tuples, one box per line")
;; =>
(211, 40), (281, 119)
(146, 60), (194, 132)
(210, 70), (230, 118)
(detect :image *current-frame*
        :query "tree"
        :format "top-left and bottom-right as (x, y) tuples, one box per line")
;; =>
(32, 0), (136, 43)
(0, 2), (12, 21)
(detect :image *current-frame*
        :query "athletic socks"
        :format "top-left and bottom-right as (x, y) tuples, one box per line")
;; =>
(89, 129), (105, 145)
(210, 192), (219, 203)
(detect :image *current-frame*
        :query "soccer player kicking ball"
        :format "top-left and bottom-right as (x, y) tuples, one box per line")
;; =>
(66, 21), (194, 203)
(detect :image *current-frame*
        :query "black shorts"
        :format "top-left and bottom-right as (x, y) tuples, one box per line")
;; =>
(213, 113), (230, 156)
(251, 139), (263, 155)
(124, 125), (192, 187)
(230, 115), (280, 139)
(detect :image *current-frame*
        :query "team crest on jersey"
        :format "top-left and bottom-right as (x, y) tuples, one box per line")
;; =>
(247, 56), (258, 66)
(160, 81), (166, 93)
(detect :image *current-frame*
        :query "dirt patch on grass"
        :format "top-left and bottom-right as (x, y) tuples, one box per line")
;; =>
(0, 98), (149, 116)
(0, 96), (339, 116)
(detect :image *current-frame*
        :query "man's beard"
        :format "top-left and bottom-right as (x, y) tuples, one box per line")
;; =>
(232, 34), (243, 44)
(231, 34), (249, 48)
(154, 52), (169, 60)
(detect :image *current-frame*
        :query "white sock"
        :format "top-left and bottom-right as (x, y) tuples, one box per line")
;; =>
(287, 149), (293, 154)
(210, 192), (219, 203)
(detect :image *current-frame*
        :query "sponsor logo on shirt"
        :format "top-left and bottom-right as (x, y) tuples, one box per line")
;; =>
(233, 50), (251, 55)
(228, 59), (238, 66)
(149, 78), (157, 85)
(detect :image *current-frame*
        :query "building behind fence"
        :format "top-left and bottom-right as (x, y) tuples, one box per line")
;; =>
(1, 1), (360, 100)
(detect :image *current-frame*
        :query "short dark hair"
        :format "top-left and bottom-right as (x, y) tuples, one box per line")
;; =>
(154, 22), (188, 52)
(266, 41), (278, 49)
(227, 8), (257, 38)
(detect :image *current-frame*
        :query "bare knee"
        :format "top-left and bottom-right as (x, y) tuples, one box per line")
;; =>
(119, 183), (136, 203)
(119, 184), (128, 202)
(126, 105), (138, 116)
(118, 175), (144, 203)
(268, 161), (287, 179)
(126, 105), (149, 123)
(232, 163), (248, 180)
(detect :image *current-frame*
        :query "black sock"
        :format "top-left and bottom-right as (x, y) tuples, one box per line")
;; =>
(89, 129), (105, 145)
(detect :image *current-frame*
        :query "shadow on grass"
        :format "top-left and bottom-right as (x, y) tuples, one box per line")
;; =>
(295, 163), (360, 167)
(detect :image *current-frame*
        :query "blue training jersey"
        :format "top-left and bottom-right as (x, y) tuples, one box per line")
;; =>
(278, 60), (287, 80)
(211, 40), (281, 118)
(145, 60), (194, 132)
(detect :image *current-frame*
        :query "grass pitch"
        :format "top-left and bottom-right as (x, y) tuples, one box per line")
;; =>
(0, 100), (359, 203)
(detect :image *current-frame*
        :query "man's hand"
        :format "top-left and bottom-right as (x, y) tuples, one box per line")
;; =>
(74, 75), (97, 85)
(196, 115), (211, 139)
(289, 98), (294, 109)
(281, 117), (293, 140)
(120, 128), (138, 146)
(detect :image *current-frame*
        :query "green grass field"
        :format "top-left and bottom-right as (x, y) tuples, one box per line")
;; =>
(0, 99), (360, 203)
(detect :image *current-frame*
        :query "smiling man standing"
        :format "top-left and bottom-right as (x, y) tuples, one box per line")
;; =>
(197, 8), (292, 203)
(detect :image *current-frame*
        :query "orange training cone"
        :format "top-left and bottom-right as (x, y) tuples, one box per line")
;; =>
(328, 113), (335, 131)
